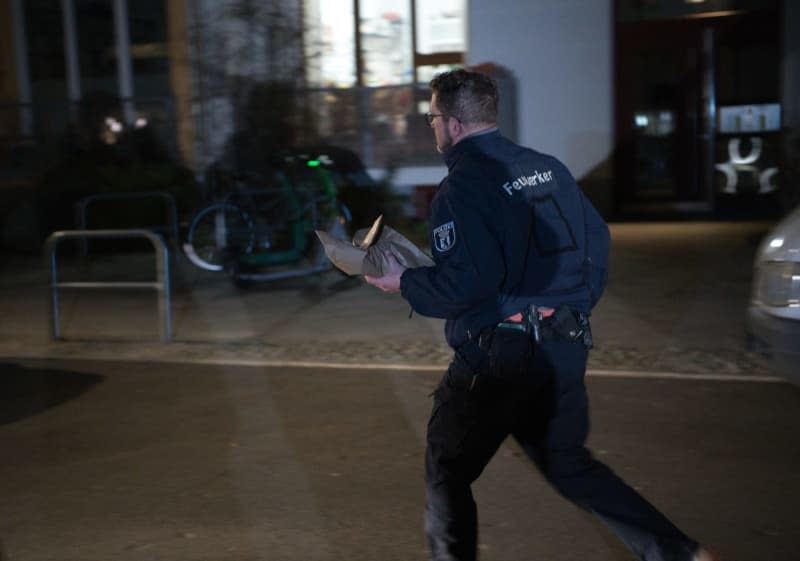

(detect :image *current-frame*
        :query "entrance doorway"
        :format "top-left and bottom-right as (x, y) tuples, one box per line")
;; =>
(614, 3), (782, 217)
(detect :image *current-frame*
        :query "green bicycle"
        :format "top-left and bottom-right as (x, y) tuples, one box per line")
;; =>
(182, 152), (352, 284)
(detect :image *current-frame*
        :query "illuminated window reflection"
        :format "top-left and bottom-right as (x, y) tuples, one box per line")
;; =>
(415, 0), (466, 55)
(303, 0), (465, 87)
(359, 0), (413, 86)
(305, 0), (356, 87)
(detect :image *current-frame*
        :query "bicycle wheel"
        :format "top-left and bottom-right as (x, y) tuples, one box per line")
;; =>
(184, 203), (255, 271)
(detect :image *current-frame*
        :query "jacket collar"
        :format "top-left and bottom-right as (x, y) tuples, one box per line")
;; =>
(442, 127), (500, 171)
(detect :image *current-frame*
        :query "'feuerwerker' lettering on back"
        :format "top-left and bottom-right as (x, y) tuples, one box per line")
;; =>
(501, 170), (554, 196)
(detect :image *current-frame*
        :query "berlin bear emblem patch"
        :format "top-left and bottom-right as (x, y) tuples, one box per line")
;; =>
(433, 221), (456, 252)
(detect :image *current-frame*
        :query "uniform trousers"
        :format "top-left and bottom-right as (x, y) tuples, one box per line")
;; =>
(424, 337), (700, 561)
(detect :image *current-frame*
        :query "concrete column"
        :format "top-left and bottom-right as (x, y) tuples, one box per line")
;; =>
(167, 0), (197, 169)
(112, 0), (135, 123)
(9, 0), (33, 135)
(61, 0), (81, 119)
(0, 1), (17, 103)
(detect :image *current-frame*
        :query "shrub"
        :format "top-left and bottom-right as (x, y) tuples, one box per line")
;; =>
(35, 123), (200, 242)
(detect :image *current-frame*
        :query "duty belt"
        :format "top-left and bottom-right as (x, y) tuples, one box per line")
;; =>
(456, 305), (593, 382)
(491, 305), (592, 348)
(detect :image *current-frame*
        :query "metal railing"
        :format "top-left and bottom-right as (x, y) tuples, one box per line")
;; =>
(45, 229), (172, 342)
(75, 191), (180, 255)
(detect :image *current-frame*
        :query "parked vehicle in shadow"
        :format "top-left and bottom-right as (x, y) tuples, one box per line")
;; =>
(747, 204), (800, 385)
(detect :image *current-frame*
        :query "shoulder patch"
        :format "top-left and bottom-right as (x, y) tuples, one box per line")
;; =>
(433, 221), (456, 253)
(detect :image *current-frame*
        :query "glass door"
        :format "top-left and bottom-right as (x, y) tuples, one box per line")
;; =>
(615, 19), (710, 213)
(615, 4), (783, 216)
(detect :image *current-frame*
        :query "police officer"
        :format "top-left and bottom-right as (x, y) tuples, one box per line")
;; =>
(365, 69), (720, 561)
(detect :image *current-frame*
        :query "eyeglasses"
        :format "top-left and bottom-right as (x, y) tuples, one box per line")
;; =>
(425, 112), (445, 126)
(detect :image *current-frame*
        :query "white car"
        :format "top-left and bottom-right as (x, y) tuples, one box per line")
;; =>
(748, 204), (800, 384)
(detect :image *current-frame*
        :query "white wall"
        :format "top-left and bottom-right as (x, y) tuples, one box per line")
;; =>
(468, 0), (613, 180)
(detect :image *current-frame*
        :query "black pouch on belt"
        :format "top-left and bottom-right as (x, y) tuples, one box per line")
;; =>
(487, 322), (532, 382)
(547, 306), (590, 346)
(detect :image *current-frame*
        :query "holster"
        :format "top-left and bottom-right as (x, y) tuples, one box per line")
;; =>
(541, 307), (593, 349)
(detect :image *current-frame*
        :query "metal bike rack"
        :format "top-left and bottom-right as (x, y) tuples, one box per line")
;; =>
(45, 229), (172, 342)
(75, 191), (179, 254)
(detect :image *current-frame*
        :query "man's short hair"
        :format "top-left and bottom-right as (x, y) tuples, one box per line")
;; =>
(429, 69), (498, 125)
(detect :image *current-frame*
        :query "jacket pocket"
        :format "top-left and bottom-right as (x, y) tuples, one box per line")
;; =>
(532, 195), (578, 256)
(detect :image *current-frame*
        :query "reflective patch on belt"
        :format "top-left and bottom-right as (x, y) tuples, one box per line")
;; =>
(497, 321), (527, 332)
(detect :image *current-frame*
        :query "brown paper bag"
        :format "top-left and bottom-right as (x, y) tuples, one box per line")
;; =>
(316, 215), (434, 276)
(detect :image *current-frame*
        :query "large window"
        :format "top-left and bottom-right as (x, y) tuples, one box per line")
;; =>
(414, 0), (465, 83)
(304, 0), (356, 87)
(76, 0), (117, 96)
(300, 0), (465, 166)
(304, 0), (465, 87)
(128, 0), (170, 97)
(24, 0), (66, 102)
(360, 0), (412, 86)
(415, 0), (465, 55)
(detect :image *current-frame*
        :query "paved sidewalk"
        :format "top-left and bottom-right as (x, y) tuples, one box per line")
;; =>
(1, 221), (793, 561)
(0, 221), (778, 377)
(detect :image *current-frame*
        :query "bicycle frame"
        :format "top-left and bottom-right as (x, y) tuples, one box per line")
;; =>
(232, 215), (349, 283)
(183, 156), (351, 282)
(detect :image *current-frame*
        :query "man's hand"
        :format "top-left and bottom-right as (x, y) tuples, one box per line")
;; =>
(364, 251), (406, 293)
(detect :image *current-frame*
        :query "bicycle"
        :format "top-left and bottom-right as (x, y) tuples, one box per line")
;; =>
(182, 152), (352, 284)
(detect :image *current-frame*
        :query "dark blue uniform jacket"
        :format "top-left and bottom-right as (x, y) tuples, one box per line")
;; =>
(400, 129), (610, 349)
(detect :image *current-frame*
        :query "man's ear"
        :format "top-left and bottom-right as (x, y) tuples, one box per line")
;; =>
(448, 117), (463, 140)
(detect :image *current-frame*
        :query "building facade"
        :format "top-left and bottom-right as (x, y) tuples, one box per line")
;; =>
(0, 0), (796, 218)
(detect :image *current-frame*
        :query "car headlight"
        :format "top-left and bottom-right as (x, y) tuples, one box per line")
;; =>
(755, 260), (800, 307)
